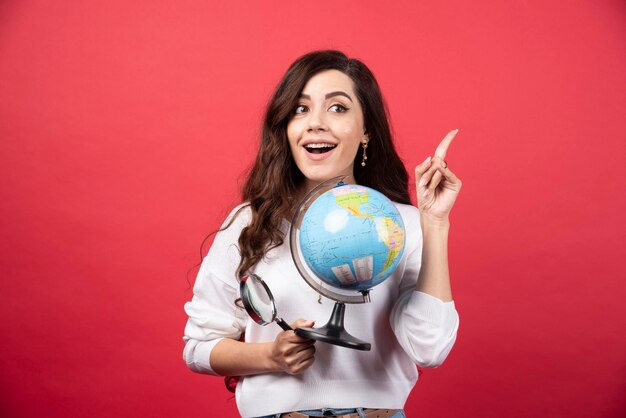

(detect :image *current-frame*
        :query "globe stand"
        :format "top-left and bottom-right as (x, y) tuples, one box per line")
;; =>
(295, 302), (371, 351)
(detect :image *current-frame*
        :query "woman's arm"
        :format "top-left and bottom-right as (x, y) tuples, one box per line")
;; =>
(388, 130), (462, 367)
(183, 256), (317, 376)
(415, 217), (451, 301)
(413, 129), (462, 302)
(389, 207), (458, 368)
(184, 205), (318, 378)
(209, 319), (316, 376)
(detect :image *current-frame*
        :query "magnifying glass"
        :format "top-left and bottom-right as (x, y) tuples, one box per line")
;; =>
(240, 274), (292, 331)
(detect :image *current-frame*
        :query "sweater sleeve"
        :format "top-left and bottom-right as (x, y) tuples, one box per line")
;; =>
(390, 290), (459, 368)
(389, 205), (460, 368)
(182, 206), (249, 375)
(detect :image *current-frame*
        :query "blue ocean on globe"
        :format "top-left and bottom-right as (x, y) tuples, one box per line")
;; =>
(299, 184), (406, 292)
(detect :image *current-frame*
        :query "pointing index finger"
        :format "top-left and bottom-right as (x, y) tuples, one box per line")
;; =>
(434, 129), (459, 159)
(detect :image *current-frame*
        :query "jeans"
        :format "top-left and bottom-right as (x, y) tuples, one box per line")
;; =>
(256, 408), (406, 418)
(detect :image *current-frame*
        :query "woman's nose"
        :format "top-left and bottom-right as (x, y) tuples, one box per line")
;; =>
(307, 107), (327, 132)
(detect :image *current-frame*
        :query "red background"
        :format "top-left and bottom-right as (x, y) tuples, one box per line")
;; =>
(1, 1), (625, 417)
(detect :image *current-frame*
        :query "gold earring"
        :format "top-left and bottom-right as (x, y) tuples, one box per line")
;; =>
(361, 142), (368, 167)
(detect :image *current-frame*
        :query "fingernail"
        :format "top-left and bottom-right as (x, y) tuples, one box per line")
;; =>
(424, 156), (432, 165)
(424, 188), (430, 197)
(418, 178), (425, 188)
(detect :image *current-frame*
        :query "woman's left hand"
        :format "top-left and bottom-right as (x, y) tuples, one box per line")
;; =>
(415, 129), (463, 222)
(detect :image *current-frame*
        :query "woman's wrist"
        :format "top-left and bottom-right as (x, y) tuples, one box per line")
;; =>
(416, 211), (452, 302)
(419, 212), (451, 231)
(264, 341), (282, 373)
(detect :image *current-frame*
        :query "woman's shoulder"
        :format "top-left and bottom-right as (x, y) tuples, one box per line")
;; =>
(221, 202), (252, 228)
(210, 202), (252, 243)
(204, 203), (251, 263)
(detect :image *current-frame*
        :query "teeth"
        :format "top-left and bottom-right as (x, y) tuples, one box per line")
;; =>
(305, 143), (336, 149)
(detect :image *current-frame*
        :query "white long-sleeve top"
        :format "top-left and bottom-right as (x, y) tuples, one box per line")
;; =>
(183, 203), (459, 417)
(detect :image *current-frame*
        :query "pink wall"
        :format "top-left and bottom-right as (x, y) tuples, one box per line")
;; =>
(1, 1), (624, 417)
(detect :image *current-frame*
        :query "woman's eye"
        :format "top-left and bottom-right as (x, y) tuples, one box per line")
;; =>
(294, 104), (308, 114)
(329, 104), (348, 113)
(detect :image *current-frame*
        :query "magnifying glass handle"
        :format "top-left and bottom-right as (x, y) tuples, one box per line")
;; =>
(276, 318), (292, 331)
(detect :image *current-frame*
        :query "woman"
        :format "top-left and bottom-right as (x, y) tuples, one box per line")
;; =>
(183, 50), (462, 418)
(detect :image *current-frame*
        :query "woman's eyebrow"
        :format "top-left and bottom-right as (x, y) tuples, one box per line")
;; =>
(325, 91), (353, 102)
(299, 91), (353, 102)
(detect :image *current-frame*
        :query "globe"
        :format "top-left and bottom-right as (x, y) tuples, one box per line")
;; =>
(298, 183), (406, 293)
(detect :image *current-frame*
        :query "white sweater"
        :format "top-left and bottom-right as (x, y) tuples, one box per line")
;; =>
(183, 203), (459, 417)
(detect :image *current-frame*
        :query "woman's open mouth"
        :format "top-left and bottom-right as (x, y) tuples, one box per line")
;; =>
(304, 143), (337, 154)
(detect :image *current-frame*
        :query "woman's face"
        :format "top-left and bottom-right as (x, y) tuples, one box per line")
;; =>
(287, 69), (367, 190)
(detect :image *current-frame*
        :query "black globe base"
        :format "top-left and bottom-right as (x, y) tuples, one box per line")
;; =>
(294, 301), (371, 351)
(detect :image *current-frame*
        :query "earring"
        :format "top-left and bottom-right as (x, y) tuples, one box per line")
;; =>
(361, 142), (368, 167)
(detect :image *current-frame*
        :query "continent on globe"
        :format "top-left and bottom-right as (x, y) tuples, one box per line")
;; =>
(298, 184), (406, 293)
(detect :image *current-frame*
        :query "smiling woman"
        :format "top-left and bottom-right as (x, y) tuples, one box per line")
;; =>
(183, 50), (462, 418)
(287, 70), (367, 190)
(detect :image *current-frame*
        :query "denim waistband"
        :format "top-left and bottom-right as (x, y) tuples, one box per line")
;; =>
(256, 407), (406, 418)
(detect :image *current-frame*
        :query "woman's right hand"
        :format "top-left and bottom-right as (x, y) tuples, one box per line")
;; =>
(270, 319), (316, 374)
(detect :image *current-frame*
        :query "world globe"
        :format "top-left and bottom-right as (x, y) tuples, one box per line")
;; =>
(289, 178), (407, 350)
(298, 183), (406, 294)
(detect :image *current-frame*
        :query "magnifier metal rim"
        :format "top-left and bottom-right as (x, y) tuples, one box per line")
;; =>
(240, 273), (278, 325)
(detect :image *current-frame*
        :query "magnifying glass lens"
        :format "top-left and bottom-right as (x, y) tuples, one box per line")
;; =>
(245, 277), (275, 323)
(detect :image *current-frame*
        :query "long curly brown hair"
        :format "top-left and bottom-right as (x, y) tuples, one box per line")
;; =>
(234, 50), (411, 279)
